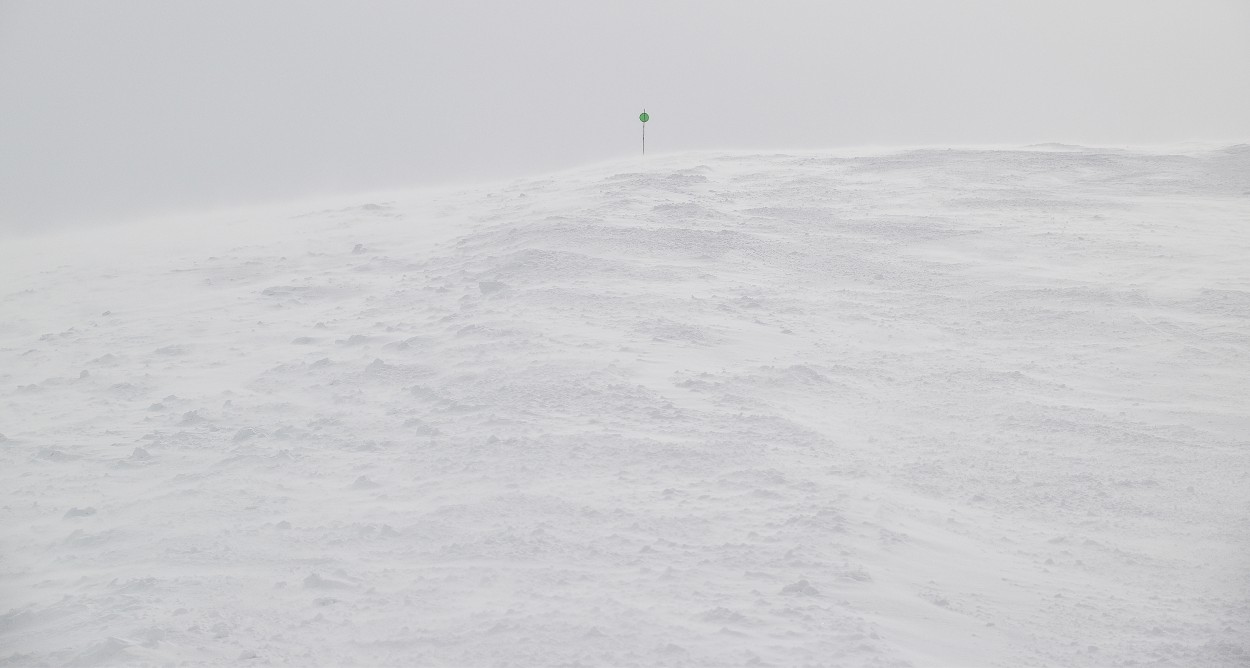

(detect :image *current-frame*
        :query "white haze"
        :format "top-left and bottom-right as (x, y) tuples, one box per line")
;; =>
(1, 0), (1248, 233)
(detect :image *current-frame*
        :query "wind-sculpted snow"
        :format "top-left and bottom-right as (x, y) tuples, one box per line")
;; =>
(1, 146), (1248, 666)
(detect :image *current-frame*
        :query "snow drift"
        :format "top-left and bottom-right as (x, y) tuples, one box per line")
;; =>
(2, 145), (1248, 666)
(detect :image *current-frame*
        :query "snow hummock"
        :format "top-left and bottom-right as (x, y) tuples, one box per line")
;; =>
(2, 145), (1249, 666)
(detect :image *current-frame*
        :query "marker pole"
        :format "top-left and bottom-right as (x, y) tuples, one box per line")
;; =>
(639, 110), (650, 156)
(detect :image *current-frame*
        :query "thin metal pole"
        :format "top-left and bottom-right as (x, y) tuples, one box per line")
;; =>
(642, 120), (646, 156)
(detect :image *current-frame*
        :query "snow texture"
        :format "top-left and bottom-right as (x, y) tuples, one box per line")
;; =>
(2, 145), (1249, 666)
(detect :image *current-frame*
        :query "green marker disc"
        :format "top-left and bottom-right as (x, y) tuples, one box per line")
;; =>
(639, 112), (650, 123)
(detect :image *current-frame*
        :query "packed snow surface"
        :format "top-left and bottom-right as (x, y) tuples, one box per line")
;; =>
(2, 146), (1249, 666)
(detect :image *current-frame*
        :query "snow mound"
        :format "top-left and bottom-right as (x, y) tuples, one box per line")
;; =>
(2, 146), (1248, 666)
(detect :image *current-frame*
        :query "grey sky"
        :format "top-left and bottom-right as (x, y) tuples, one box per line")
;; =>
(2, 0), (1247, 232)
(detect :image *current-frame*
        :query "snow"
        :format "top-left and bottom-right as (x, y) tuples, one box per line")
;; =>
(2, 145), (1249, 666)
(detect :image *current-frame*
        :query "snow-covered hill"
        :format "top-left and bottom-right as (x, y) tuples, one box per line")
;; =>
(2, 145), (1248, 666)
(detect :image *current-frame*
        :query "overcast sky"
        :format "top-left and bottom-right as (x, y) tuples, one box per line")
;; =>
(1, 0), (1247, 232)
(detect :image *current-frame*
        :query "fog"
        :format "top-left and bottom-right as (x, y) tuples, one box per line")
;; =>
(1, 0), (1247, 233)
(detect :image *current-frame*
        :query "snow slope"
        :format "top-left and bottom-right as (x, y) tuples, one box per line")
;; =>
(2, 145), (1249, 666)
